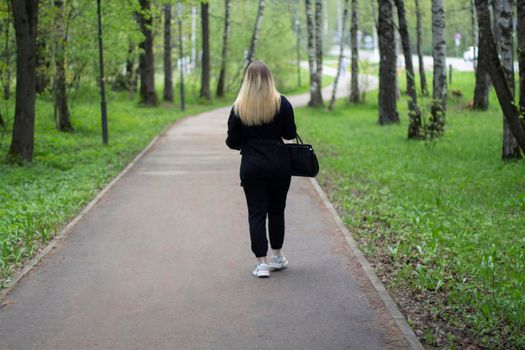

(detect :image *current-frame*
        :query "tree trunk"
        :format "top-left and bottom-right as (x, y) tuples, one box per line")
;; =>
(414, 0), (427, 96)
(430, 0), (447, 135)
(518, 0), (525, 120)
(127, 43), (137, 99)
(216, 0), (231, 98)
(35, 24), (48, 94)
(305, 0), (322, 107)
(163, 4), (173, 102)
(349, 0), (360, 103)
(475, 0), (525, 153)
(246, 0), (265, 66)
(492, 0), (501, 52)
(136, 0), (158, 106)
(473, 43), (490, 109)
(314, 0), (324, 107)
(200, 2), (210, 100)
(377, 0), (398, 124)
(7, 0), (39, 163)
(295, 12), (302, 88)
(470, 0), (478, 72)
(53, 0), (72, 132)
(394, 0), (421, 138)
(498, 0), (520, 159)
(328, 0), (349, 110)
(177, 5), (185, 111)
(191, 6), (196, 69)
(3, 4), (12, 100)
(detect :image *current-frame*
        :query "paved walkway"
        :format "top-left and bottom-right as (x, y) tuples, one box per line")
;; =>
(0, 79), (416, 349)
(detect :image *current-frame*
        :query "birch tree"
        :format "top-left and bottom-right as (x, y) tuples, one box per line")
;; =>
(394, 0), (421, 138)
(414, 0), (427, 96)
(216, 0), (231, 98)
(7, 0), (39, 163)
(328, 0), (348, 110)
(305, 0), (323, 107)
(163, 4), (173, 102)
(136, 0), (158, 106)
(246, 0), (265, 66)
(518, 0), (525, 120)
(349, 0), (359, 103)
(429, 0), (446, 135)
(474, 0), (525, 153)
(498, 0), (520, 159)
(2, 4), (12, 101)
(377, 0), (398, 124)
(314, 0), (323, 107)
(473, 0), (490, 110)
(200, 1), (210, 100)
(53, 0), (72, 132)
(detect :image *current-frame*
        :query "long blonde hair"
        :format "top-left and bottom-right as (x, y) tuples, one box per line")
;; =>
(233, 61), (281, 126)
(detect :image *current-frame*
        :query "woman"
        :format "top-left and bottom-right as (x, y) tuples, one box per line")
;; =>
(226, 61), (297, 278)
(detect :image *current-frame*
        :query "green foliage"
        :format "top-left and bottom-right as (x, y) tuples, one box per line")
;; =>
(296, 72), (525, 348)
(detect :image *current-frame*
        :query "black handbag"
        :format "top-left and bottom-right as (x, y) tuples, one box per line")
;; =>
(286, 133), (319, 177)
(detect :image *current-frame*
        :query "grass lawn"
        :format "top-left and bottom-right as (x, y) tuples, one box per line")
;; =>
(295, 72), (525, 349)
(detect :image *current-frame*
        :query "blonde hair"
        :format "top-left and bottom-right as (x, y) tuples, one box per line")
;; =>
(233, 61), (281, 126)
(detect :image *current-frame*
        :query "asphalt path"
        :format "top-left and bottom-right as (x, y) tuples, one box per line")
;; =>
(0, 75), (417, 349)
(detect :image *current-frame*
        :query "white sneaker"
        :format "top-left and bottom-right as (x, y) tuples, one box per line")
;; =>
(269, 255), (289, 270)
(252, 263), (270, 278)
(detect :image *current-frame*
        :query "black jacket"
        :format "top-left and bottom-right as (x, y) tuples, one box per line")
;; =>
(226, 95), (297, 181)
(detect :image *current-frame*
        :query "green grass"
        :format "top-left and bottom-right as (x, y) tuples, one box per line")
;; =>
(295, 72), (525, 349)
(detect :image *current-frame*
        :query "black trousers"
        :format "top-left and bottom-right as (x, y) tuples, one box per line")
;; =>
(242, 176), (292, 258)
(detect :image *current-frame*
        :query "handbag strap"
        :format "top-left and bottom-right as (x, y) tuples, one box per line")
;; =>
(295, 133), (303, 144)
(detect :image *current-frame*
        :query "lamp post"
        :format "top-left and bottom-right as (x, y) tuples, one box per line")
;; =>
(97, 0), (108, 144)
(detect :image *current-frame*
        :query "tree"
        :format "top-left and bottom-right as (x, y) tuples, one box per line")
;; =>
(394, 0), (421, 138)
(472, 39), (490, 110)
(295, 11), (301, 88)
(34, 15), (49, 95)
(328, 0), (348, 110)
(2, 3), (12, 100)
(474, 0), (525, 154)
(470, 0), (478, 72)
(473, 0), (489, 111)
(200, 1), (210, 100)
(414, 0), (427, 96)
(7, 0), (39, 163)
(349, 0), (359, 103)
(163, 4), (173, 102)
(216, 0), (231, 98)
(377, 0), (398, 124)
(498, 0), (520, 159)
(246, 0), (265, 66)
(136, 0), (158, 106)
(126, 43), (138, 99)
(53, 0), (72, 132)
(314, 0), (323, 106)
(429, 0), (446, 135)
(305, 0), (323, 107)
(176, 2), (185, 111)
(96, 0), (108, 145)
(518, 0), (525, 120)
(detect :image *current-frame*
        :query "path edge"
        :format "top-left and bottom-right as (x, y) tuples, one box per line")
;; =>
(309, 177), (425, 350)
(0, 114), (190, 303)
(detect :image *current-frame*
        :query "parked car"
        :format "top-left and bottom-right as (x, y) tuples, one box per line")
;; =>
(463, 46), (478, 62)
